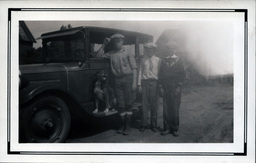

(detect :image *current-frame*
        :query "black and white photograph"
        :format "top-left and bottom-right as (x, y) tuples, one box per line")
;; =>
(19, 20), (235, 144)
(0, 1), (255, 163)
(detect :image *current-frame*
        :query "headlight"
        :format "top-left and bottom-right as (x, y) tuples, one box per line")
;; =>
(19, 70), (28, 90)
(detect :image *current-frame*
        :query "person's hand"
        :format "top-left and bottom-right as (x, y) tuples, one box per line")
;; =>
(159, 87), (163, 97)
(138, 85), (142, 93)
(103, 38), (110, 46)
(132, 83), (137, 92)
(175, 86), (181, 95)
(113, 98), (117, 105)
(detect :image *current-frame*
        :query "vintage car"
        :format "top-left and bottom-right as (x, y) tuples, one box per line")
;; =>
(19, 26), (153, 143)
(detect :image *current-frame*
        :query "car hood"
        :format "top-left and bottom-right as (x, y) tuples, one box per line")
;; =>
(19, 63), (68, 75)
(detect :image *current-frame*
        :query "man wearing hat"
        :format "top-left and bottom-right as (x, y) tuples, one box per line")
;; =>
(159, 43), (186, 137)
(96, 34), (137, 135)
(138, 42), (161, 132)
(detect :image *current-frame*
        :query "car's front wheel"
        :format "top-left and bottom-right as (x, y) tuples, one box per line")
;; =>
(20, 96), (71, 143)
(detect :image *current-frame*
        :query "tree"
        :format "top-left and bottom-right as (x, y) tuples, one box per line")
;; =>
(67, 24), (72, 29)
(24, 47), (43, 64)
(60, 24), (72, 30)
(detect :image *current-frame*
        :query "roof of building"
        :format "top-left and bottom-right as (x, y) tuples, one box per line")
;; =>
(19, 21), (36, 43)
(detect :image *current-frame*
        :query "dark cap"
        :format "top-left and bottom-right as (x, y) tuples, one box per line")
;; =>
(110, 33), (125, 40)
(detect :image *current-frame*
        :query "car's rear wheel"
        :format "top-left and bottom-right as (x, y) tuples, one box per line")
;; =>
(20, 96), (71, 143)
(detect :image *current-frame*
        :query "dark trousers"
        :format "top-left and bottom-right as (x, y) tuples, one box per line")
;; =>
(141, 80), (159, 128)
(162, 83), (181, 132)
(114, 74), (135, 115)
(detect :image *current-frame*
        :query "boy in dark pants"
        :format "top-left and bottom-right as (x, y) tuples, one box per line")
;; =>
(96, 34), (137, 135)
(159, 45), (185, 137)
(138, 43), (161, 132)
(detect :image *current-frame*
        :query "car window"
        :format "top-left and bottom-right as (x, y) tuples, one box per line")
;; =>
(89, 43), (102, 58)
(46, 39), (85, 62)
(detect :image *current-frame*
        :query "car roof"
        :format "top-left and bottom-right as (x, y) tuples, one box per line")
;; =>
(38, 26), (153, 44)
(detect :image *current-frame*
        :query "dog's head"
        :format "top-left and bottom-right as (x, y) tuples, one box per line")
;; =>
(96, 70), (108, 82)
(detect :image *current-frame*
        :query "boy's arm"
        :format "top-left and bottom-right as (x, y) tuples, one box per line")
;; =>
(96, 38), (110, 58)
(158, 59), (164, 86)
(177, 59), (186, 84)
(137, 59), (144, 92)
(132, 69), (137, 92)
(128, 53), (138, 92)
(137, 59), (143, 86)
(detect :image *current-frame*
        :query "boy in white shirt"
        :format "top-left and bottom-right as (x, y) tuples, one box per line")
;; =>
(138, 43), (161, 132)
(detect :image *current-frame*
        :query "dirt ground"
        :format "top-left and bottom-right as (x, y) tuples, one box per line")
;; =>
(66, 84), (233, 143)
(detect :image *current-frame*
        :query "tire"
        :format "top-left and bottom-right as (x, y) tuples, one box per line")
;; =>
(19, 96), (71, 143)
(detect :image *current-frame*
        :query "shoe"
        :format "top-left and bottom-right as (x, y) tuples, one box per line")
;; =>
(151, 127), (158, 133)
(116, 126), (124, 134)
(103, 108), (109, 113)
(110, 108), (116, 112)
(116, 114), (125, 134)
(172, 131), (179, 137)
(92, 108), (98, 113)
(161, 130), (171, 135)
(139, 126), (146, 132)
(123, 114), (132, 135)
(123, 127), (131, 135)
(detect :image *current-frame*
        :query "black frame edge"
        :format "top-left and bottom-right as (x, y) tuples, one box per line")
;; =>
(234, 143), (247, 156)
(235, 9), (248, 22)
(8, 142), (20, 155)
(8, 8), (21, 21)
(8, 7), (247, 157)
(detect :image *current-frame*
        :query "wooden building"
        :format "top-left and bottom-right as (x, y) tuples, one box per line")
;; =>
(19, 21), (36, 64)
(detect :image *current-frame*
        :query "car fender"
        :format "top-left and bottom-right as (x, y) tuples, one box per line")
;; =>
(19, 84), (68, 105)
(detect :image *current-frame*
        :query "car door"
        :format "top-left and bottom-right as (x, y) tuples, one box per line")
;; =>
(67, 59), (110, 113)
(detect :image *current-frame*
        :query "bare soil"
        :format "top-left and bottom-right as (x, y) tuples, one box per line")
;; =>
(66, 85), (233, 143)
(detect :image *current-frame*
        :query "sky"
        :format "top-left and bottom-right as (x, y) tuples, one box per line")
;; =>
(26, 20), (235, 76)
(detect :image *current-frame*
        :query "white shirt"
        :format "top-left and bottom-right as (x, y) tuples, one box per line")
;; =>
(138, 55), (161, 85)
(165, 54), (179, 67)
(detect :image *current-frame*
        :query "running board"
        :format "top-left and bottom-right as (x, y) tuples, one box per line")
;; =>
(92, 110), (118, 117)
(90, 103), (141, 117)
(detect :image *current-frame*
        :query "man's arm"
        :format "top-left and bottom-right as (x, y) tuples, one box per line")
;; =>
(96, 38), (110, 58)
(174, 59), (185, 94)
(177, 59), (186, 83)
(137, 59), (144, 85)
(128, 53), (138, 92)
(158, 58), (164, 86)
(132, 69), (137, 92)
(157, 58), (163, 96)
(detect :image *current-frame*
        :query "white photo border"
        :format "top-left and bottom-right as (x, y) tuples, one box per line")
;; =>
(0, 1), (255, 163)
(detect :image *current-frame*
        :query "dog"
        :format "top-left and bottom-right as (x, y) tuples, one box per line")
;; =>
(92, 70), (116, 113)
